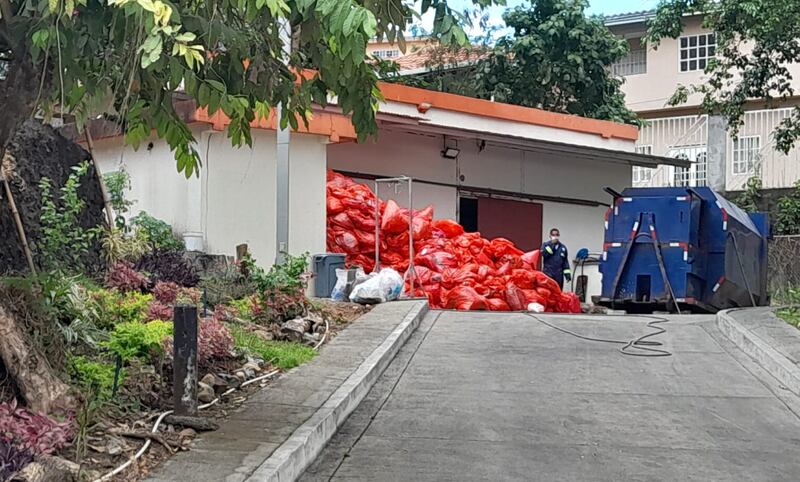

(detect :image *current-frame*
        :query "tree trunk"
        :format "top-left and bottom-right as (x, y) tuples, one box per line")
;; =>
(0, 50), (42, 154)
(0, 303), (75, 414)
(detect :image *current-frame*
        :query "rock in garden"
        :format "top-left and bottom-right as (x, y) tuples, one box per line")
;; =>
(281, 318), (311, 342)
(234, 371), (247, 382)
(201, 373), (229, 393)
(242, 361), (260, 373)
(245, 355), (265, 367)
(197, 382), (215, 403)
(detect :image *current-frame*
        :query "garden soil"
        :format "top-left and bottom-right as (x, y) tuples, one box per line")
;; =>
(0, 120), (106, 274)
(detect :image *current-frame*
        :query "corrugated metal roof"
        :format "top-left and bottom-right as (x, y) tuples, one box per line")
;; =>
(603, 10), (656, 26)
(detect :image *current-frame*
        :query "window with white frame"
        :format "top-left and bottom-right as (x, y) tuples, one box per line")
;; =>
(632, 145), (655, 184)
(679, 33), (716, 72)
(374, 49), (400, 59)
(672, 146), (707, 187)
(612, 48), (647, 77)
(732, 135), (760, 175)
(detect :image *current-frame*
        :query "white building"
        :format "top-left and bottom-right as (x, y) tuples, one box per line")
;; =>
(84, 82), (685, 299)
(606, 11), (800, 193)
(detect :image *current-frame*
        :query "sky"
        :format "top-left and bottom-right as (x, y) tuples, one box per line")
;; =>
(415, 0), (661, 38)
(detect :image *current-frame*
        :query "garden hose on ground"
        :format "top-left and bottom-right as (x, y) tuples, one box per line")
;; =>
(93, 319), (330, 482)
(525, 314), (672, 357)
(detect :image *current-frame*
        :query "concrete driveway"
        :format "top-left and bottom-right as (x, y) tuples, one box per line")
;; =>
(301, 310), (800, 481)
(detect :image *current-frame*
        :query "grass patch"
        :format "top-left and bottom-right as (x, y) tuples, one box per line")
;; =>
(775, 288), (800, 328)
(229, 325), (316, 370)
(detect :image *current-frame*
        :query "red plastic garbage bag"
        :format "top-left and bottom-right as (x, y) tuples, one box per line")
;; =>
(412, 217), (432, 240)
(557, 292), (582, 314)
(381, 200), (409, 234)
(330, 212), (353, 229)
(489, 238), (524, 259)
(327, 197), (345, 215)
(486, 298), (511, 311)
(505, 284), (526, 311)
(521, 250), (541, 269)
(349, 210), (376, 231)
(441, 268), (479, 289)
(533, 271), (562, 294)
(415, 250), (459, 272)
(335, 231), (359, 254)
(445, 286), (488, 311)
(432, 219), (465, 238)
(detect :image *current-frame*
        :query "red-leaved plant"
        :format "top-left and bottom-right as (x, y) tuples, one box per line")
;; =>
(153, 281), (180, 304)
(163, 319), (233, 365)
(0, 400), (74, 455)
(146, 301), (174, 321)
(105, 261), (148, 292)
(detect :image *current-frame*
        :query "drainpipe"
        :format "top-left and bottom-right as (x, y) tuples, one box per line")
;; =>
(707, 115), (728, 193)
(275, 19), (291, 265)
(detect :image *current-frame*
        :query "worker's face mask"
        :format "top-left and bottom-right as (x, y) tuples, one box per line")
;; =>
(550, 235), (559, 243)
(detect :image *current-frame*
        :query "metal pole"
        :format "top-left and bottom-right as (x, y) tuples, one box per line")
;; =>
(407, 178), (415, 297)
(374, 180), (380, 273)
(173, 305), (198, 416)
(275, 19), (291, 265)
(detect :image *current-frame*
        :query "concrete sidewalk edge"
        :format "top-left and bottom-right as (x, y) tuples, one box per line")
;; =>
(244, 301), (429, 482)
(717, 308), (800, 396)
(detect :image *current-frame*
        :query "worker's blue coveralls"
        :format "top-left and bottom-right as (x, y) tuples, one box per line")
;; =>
(541, 240), (572, 290)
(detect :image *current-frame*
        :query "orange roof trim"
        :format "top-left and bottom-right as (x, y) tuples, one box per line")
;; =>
(193, 107), (357, 143)
(377, 82), (639, 141)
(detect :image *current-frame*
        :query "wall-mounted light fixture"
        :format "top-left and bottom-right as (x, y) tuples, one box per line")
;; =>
(441, 147), (460, 159)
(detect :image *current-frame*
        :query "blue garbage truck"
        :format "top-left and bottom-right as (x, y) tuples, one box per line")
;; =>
(596, 187), (769, 313)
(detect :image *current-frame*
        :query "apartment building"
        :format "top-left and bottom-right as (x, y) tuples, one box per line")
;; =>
(366, 38), (430, 60)
(606, 11), (800, 194)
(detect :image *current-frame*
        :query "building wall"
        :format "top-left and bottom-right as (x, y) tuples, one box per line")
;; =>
(611, 15), (800, 193)
(328, 129), (630, 297)
(91, 128), (328, 267)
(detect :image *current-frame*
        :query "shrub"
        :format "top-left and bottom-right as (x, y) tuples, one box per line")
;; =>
(104, 170), (134, 229)
(102, 228), (149, 264)
(69, 356), (123, 400)
(163, 319), (234, 365)
(105, 261), (148, 292)
(153, 281), (180, 304)
(105, 320), (173, 361)
(130, 212), (185, 251)
(135, 250), (200, 288)
(38, 161), (104, 274)
(0, 438), (34, 481)
(254, 289), (308, 324)
(146, 301), (174, 322)
(229, 325), (316, 370)
(241, 252), (309, 293)
(0, 400), (74, 455)
(775, 180), (800, 235)
(199, 265), (257, 307)
(90, 290), (153, 329)
(227, 296), (258, 320)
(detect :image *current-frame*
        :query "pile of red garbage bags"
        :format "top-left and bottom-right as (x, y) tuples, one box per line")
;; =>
(326, 171), (581, 313)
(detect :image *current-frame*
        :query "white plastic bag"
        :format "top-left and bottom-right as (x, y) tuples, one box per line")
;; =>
(527, 302), (545, 313)
(349, 268), (403, 304)
(331, 267), (367, 301)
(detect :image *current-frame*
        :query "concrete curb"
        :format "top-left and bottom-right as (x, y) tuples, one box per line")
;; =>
(717, 308), (800, 396)
(244, 301), (429, 482)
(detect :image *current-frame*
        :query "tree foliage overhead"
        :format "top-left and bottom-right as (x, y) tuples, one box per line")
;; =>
(394, 0), (639, 125)
(0, 0), (503, 176)
(646, 0), (800, 153)
(482, 0), (638, 124)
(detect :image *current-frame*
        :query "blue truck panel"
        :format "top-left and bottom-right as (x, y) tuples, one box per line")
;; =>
(598, 187), (768, 313)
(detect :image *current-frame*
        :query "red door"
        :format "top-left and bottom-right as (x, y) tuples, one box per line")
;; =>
(477, 197), (543, 252)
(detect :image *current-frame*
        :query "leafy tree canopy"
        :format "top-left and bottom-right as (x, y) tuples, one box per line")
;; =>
(0, 0), (503, 176)
(393, 0), (639, 125)
(646, 0), (800, 153)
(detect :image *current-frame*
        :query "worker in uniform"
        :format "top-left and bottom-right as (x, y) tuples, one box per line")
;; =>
(541, 228), (572, 290)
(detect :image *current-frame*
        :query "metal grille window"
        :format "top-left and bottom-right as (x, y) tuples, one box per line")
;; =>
(732, 135), (760, 175)
(612, 48), (647, 77)
(672, 146), (707, 187)
(679, 33), (716, 72)
(632, 145), (655, 184)
(374, 49), (400, 59)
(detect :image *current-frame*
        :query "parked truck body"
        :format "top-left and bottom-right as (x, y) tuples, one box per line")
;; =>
(596, 187), (769, 313)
